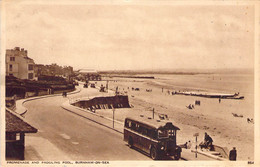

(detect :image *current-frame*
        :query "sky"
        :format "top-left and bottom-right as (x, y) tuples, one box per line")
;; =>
(4, 1), (255, 71)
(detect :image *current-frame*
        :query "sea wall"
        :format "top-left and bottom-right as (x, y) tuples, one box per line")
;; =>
(72, 95), (130, 110)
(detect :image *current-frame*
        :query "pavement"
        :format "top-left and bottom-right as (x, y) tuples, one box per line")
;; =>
(25, 136), (71, 160)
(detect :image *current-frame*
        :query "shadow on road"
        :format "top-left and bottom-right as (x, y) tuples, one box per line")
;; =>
(125, 144), (180, 161)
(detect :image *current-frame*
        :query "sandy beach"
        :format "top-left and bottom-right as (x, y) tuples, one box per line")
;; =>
(93, 73), (254, 160)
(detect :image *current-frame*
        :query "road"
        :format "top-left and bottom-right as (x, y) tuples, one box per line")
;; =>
(23, 86), (152, 160)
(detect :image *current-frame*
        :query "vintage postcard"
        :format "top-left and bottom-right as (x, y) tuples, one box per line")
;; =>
(1, 0), (259, 166)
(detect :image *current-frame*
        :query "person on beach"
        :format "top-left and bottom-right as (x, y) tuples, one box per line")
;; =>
(219, 98), (221, 103)
(229, 147), (237, 161)
(181, 140), (192, 149)
(186, 104), (193, 109)
(185, 140), (192, 149)
(115, 86), (119, 95)
(204, 132), (213, 149)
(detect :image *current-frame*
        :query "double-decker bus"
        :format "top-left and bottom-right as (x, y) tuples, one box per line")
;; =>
(124, 116), (182, 160)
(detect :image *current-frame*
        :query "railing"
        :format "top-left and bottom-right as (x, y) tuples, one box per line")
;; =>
(213, 145), (229, 159)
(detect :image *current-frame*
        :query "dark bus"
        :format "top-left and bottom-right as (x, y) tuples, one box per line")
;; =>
(124, 116), (182, 160)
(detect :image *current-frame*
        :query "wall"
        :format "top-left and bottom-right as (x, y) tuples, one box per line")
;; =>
(17, 57), (35, 79)
(72, 95), (130, 110)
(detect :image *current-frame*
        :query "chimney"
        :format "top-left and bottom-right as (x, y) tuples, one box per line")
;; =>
(25, 50), (28, 56)
(14, 47), (20, 51)
(21, 48), (24, 51)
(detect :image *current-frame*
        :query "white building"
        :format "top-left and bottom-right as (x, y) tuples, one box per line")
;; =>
(6, 47), (35, 80)
(76, 69), (101, 81)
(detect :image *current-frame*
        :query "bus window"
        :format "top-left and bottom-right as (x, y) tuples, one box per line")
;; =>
(158, 129), (168, 138)
(142, 128), (148, 136)
(168, 129), (176, 136)
(131, 122), (136, 131)
(136, 124), (140, 132)
(125, 120), (132, 128)
(137, 125), (142, 133)
(125, 120), (128, 127)
(148, 129), (157, 139)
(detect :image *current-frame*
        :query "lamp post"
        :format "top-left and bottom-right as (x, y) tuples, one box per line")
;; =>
(112, 108), (115, 129)
(152, 108), (155, 119)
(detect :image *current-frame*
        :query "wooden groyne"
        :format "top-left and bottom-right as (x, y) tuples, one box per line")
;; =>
(173, 91), (244, 99)
(106, 75), (154, 79)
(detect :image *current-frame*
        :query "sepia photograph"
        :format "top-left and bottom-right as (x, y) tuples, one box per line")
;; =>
(1, 0), (259, 166)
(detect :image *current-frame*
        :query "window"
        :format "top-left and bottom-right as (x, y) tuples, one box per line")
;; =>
(28, 73), (33, 79)
(9, 64), (13, 71)
(10, 57), (15, 61)
(142, 128), (148, 136)
(131, 122), (136, 131)
(28, 64), (34, 70)
(16, 133), (20, 140)
(148, 129), (157, 139)
(140, 126), (148, 136)
(126, 120), (132, 128)
(6, 133), (16, 140)
(158, 129), (169, 138)
(136, 124), (140, 132)
(168, 129), (176, 136)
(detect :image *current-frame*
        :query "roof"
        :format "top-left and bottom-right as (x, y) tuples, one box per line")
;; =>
(6, 109), (38, 133)
(24, 56), (33, 60)
(126, 116), (180, 130)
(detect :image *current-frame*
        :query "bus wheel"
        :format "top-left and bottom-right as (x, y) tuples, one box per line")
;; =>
(128, 137), (133, 148)
(150, 147), (159, 160)
(174, 152), (181, 160)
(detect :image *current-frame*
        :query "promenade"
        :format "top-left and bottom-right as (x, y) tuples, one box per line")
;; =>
(17, 83), (215, 160)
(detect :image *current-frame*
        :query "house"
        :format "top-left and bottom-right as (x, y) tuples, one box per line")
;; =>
(34, 64), (73, 79)
(6, 47), (35, 80)
(5, 108), (37, 160)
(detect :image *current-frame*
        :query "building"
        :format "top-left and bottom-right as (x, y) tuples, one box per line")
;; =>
(6, 47), (35, 80)
(6, 108), (37, 160)
(34, 63), (73, 78)
(76, 69), (101, 81)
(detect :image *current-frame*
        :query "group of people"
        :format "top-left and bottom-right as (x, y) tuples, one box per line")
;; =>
(247, 118), (254, 124)
(186, 100), (201, 110)
(199, 132), (237, 160)
(186, 104), (195, 109)
(182, 140), (192, 149)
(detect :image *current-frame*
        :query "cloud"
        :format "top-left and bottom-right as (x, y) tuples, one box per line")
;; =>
(4, 3), (255, 70)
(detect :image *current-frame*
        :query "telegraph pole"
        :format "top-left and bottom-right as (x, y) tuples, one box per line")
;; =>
(193, 133), (199, 158)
